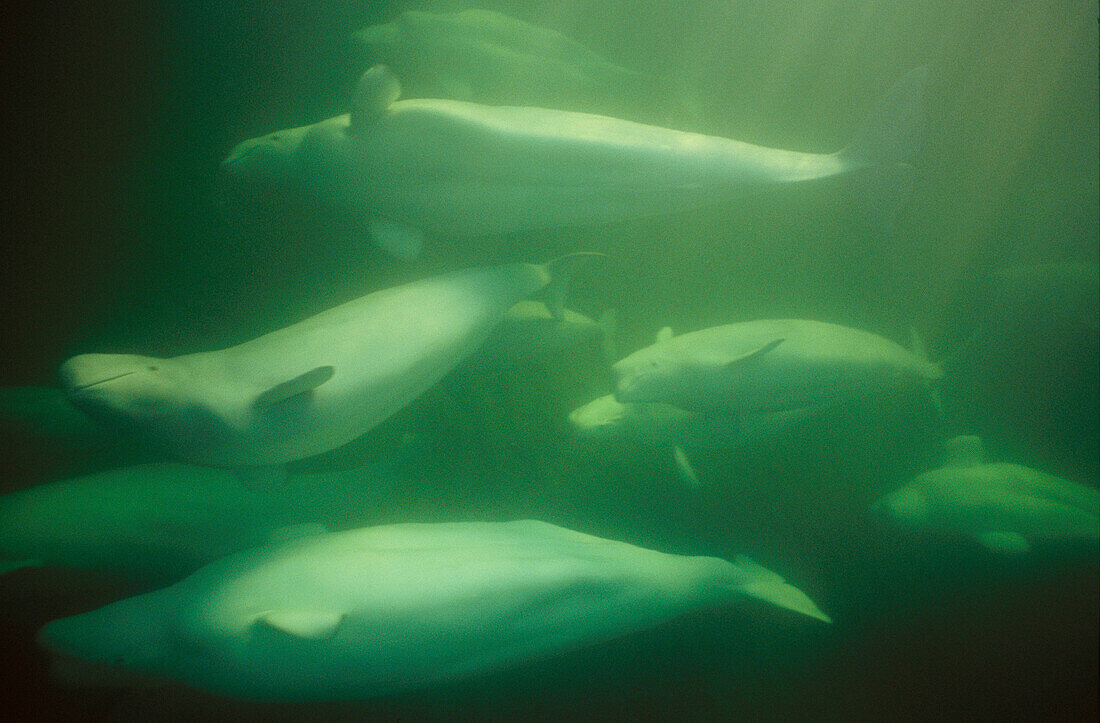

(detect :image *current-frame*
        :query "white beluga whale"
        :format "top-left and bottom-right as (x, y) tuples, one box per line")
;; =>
(612, 320), (942, 415)
(872, 435), (1100, 553)
(58, 258), (593, 473)
(569, 392), (735, 486)
(37, 520), (830, 701)
(351, 9), (651, 112)
(221, 65), (928, 260)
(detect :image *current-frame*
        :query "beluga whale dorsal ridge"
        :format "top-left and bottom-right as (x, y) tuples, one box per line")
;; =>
(37, 520), (829, 701)
(221, 65), (929, 260)
(59, 256), (598, 470)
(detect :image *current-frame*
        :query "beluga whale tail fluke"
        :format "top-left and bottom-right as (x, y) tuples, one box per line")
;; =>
(733, 555), (833, 623)
(541, 251), (608, 319)
(837, 66), (930, 231)
(840, 66), (929, 169)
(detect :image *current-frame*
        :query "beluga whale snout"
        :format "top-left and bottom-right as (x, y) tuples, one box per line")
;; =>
(59, 354), (172, 409)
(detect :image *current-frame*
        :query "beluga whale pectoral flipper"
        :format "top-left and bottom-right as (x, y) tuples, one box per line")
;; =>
(221, 65), (929, 260)
(58, 255), (600, 471)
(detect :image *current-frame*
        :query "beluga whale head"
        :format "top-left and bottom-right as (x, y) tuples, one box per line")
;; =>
(37, 591), (171, 687)
(870, 486), (933, 529)
(219, 123), (311, 196)
(58, 354), (218, 449)
(611, 328), (708, 406)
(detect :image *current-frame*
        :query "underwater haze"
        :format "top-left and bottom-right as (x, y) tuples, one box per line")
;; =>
(1, 1), (1097, 720)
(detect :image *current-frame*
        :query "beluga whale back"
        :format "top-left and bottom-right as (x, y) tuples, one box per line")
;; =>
(221, 65), (929, 260)
(58, 257), (595, 472)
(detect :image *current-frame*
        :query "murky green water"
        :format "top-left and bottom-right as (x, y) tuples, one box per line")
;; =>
(1, 2), (1096, 719)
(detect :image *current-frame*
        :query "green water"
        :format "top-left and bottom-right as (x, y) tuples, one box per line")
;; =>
(1, 1), (1096, 719)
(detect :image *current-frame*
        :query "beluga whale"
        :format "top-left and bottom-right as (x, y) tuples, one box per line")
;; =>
(58, 257), (595, 478)
(221, 65), (928, 260)
(351, 9), (652, 112)
(37, 520), (830, 701)
(872, 435), (1100, 554)
(611, 320), (942, 416)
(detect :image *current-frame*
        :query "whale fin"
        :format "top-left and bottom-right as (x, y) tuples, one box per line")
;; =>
(975, 530), (1030, 554)
(253, 366), (334, 409)
(723, 338), (784, 369)
(541, 252), (607, 320)
(733, 555), (832, 623)
(839, 67), (928, 232)
(655, 326), (674, 343)
(255, 610), (346, 640)
(370, 221), (423, 261)
(841, 67), (928, 168)
(350, 65), (401, 129)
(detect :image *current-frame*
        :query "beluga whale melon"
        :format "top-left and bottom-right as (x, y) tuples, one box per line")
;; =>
(220, 64), (928, 261)
(37, 520), (830, 701)
(872, 435), (1100, 554)
(58, 257), (594, 474)
(612, 320), (942, 415)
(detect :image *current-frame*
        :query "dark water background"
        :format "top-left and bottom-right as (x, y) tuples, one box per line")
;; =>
(1, 1), (1096, 720)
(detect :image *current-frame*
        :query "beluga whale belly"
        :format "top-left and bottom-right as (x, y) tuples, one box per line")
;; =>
(221, 65), (928, 260)
(58, 258), (591, 472)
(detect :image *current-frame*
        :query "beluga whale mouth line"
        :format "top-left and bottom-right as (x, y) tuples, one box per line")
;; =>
(71, 372), (136, 391)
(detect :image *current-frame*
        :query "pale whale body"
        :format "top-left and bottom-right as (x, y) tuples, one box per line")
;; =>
(222, 65), (928, 260)
(612, 319), (942, 415)
(58, 261), (578, 468)
(37, 520), (830, 701)
(873, 436), (1100, 554)
(352, 9), (649, 111)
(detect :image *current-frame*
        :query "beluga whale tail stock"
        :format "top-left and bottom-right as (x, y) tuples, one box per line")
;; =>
(58, 254), (603, 483)
(220, 65), (930, 261)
